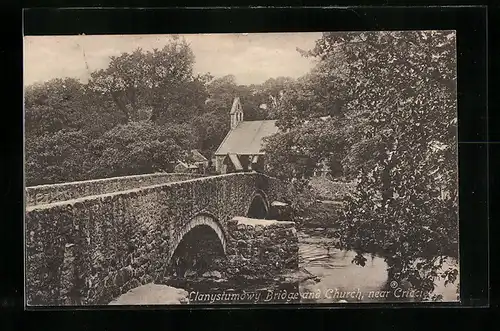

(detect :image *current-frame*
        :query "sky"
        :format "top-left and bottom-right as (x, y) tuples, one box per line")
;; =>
(23, 32), (322, 86)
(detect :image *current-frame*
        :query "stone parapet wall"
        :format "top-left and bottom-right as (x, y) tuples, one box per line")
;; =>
(25, 172), (285, 306)
(25, 173), (203, 206)
(225, 217), (299, 279)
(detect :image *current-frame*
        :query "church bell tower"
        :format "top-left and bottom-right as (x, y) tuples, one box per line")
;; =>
(230, 97), (244, 129)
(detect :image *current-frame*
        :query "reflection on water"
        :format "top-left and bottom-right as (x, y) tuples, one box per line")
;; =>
(163, 231), (459, 304)
(298, 231), (459, 303)
(298, 232), (389, 303)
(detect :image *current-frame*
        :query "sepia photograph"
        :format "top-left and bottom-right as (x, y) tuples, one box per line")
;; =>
(24, 31), (459, 306)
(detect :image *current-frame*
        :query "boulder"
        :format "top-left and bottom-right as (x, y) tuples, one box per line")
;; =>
(108, 283), (189, 305)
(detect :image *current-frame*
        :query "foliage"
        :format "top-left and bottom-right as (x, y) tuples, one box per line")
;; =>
(264, 118), (349, 180)
(308, 177), (356, 201)
(205, 75), (294, 120)
(25, 38), (298, 186)
(191, 111), (230, 156)
(264, 71), (352, 181)
(192, 75), (295, 155)
(87, 37), (207, 124)
(25, 130), (96, 186)
(25, 78), (122, 138)
(265, 31), (459, 300)
(90, 121), (196, 178)
(279, 178), (317, 217)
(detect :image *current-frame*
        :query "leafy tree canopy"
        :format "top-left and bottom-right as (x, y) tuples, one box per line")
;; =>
(87, 37), (208, 124)
(25, 37), (291, 185)
(265, 31), (458, 300)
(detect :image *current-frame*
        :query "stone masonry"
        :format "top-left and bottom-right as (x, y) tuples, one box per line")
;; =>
(225, 217), (299, 279)
(25, 172), (203, 206)
(25, 172), (291, 306)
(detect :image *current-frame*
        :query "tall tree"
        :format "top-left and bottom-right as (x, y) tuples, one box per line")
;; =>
(265, 31), (458, 299)
(25, 78), (89, 137)
(87, 48), (147, 123)
(87, 37), (206, 124)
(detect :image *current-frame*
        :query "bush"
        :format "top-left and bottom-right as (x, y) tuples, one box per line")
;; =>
(25, 130), (95, 186)
(90, 121), (196, 178)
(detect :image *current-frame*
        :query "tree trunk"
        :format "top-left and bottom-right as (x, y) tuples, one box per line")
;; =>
(111, 92), (129, 123)
(126, 87), (139, 121)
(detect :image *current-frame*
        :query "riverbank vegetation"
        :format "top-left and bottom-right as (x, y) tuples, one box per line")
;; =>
(287, 177), (353, 231)
(263, 31), (458, 301)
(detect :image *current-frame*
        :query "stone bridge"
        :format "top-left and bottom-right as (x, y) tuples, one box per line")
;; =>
(25, 172), (298, 306)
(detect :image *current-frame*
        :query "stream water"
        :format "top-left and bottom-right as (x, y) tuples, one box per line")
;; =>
(162, 230), (459, 304)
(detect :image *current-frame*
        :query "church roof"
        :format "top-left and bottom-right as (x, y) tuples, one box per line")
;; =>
(175, 161), (189, 169)
(190, 149), (208, 162)
(215, 120), (279, 155)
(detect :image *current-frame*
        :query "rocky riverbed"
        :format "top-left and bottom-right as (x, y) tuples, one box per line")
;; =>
(110, 228), (459, 305)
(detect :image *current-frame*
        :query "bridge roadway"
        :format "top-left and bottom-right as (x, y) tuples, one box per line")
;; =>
(25, 172), (297, 305)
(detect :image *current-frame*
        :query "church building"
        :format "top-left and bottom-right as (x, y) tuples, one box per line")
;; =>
(214, 97), (279, 174)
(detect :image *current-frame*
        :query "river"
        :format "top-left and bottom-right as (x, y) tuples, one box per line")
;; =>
(297, 230), (389, 303)
(161, 229), (459, 305)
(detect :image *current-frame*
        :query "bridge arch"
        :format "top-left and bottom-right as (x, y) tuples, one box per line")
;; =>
(167, 213), (227, 265)
(247, 190), (270, 219)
